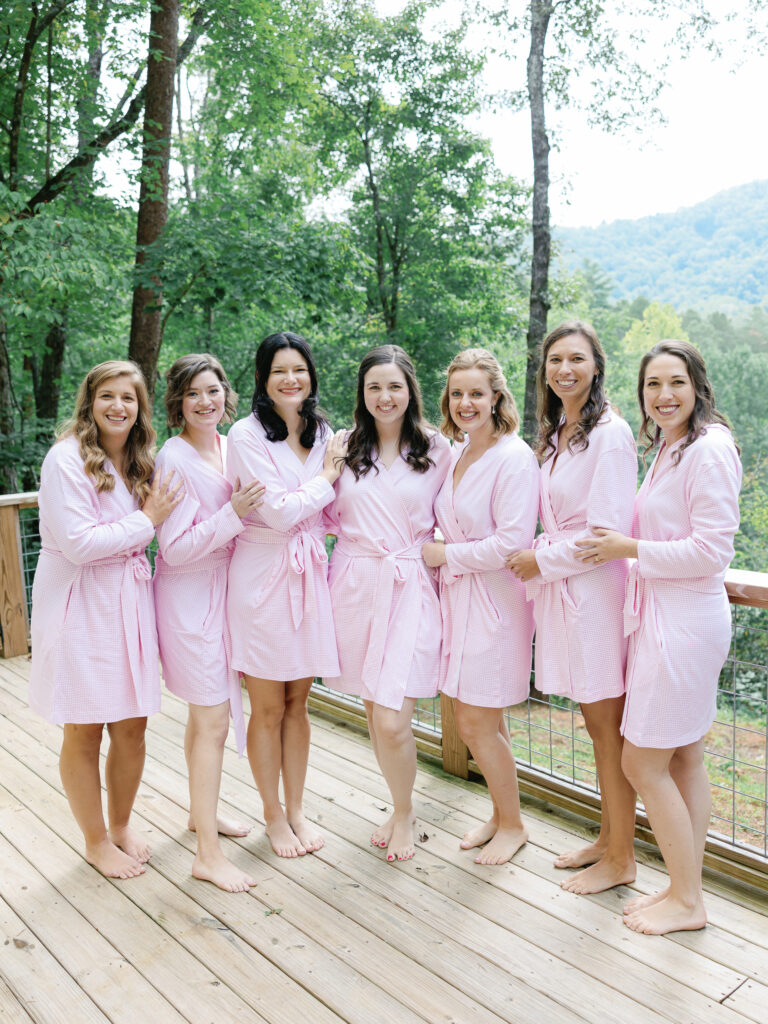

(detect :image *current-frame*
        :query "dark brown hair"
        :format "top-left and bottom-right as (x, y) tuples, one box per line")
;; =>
(251, 331), (329, 448)
(164, 353), (237, 429)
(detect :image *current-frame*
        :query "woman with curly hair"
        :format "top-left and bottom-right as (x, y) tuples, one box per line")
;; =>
(423, 348), (539, 865)
(326, 345), (450, 863)
(576, 340), (741, 933)
(154, 354), (265, 892)
(226, 332), (347, 858)
(29, 360), (182, 879)
(507, 321), (638, 894)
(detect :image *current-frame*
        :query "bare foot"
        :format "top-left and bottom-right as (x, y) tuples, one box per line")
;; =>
(86, 839), (145, 879)
(288, 812), (324, 853)
(560, 855), (636, 895)
(386, 815), (416, 862)
(265, 819), (306, 858)
(192, 850), (256, 893)
(554, 839), (607, 869)
(623, 887), (669, 915)
(623, 894), (706, 935)
(188, 813), (251, 838)
(371, 811), (415, 849)
(474, 826), (528, 866)
(109, 825), (151, 863)
(460, 818), (498, 850)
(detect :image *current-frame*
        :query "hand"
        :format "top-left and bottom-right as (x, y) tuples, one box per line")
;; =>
(142, 470), (184, 526)
(506, 549), (540, 581)
(574, 528), (638, 564)
(230, 476), (266, 519)
(422, 541), (447, 568)
(322, 429), (349, 484)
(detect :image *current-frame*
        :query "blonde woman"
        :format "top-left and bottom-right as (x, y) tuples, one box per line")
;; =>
(29, 360), (181, 878)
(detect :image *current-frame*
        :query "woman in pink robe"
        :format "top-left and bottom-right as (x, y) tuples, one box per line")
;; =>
(29, 360), (181, 879)
(424, 349), (539, 865)
(507, 321), (638, 894)
(576, 340), (741, 935)
(326, 345), (450, 862)
(226, 332), (346, 859)
(154, 354), (265, 892)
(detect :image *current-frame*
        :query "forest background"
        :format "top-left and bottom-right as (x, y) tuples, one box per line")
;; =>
(1, 0), (766, 573)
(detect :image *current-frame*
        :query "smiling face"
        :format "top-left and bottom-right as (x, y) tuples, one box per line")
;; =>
(544, 332), (597, 413)
(363, 361), (410, 432)
(265, 347), (311, 418)
(181, 370), (226, 436)
(643, 353), (696, 444)
(92, 375), (139, 448)
(448, 367), (498, 440)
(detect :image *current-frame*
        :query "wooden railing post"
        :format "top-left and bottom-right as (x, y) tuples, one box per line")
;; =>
(0, 503), (29, 657)
(440, 693), (469, 778)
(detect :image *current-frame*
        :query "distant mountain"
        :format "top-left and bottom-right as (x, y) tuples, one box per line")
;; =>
(555, 181), (768, 314)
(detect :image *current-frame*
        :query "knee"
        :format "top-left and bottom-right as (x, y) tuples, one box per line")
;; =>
(108, 718), (147, 752)
(621, 746), (652, 792)
(63, 723), (104, 756)
(282, 693), (309, 724)
(191, 706), (230, 746)
(373, 713), (411, 748)
(251, 702), (286, 730)
(455, 706), (490, 749)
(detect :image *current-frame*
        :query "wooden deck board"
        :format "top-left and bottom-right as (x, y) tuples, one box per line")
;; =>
(0, 656), (766, 1024)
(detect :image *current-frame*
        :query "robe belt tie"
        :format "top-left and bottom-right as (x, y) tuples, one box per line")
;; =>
(240, 525), (327, 629)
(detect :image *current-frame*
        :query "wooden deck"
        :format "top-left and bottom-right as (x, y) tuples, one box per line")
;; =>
(0, 656), (766, 1024)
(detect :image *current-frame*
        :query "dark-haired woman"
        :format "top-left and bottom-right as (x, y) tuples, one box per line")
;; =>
(29, 361), (181, 879)
(575, 340), (741, 934)
(154, 354), (265, 891)
(226, 332), (346, 858)
(507, 321), (638, 894)
(325, 345), (450, 862)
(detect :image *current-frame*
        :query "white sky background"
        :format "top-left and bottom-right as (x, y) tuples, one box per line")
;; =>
(377, 0), (768, 228)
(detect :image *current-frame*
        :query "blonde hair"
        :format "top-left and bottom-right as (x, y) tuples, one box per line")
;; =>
(58, 360), (155, 502)
(164, 353), (237, 429)
(440, 348), (519, 441)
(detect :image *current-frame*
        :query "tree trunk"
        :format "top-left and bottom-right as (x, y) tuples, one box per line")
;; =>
(524, 0), (553, 445)
(34, 314), (67, 430)
(0, 319), (19, 493)
(128, 0), (179, 401)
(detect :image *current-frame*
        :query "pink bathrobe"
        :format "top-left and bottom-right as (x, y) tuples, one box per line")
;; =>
(325, 435), (451, 709)
(526, 410), (637, 702)
(436, 434), (539, 708)
(29, 436), (159, 724)
(226, 414), (339, 681)
(621, 425), (742, 749)
(153, 434), (246, 753)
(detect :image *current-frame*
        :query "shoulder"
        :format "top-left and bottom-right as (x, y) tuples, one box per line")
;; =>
(228, 414), (263, 447)
(155, 435), (184, 469)
(592, 408), (636, 450)
(498, 433), (539, 473)
(427, 429), (450, 454)
(43, 436), (84, 475)
(686, 424), (740, 470)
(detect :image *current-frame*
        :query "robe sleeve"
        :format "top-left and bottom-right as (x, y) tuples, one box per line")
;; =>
(637, 450), (741, 579)
(536, 442), (637, 583)
(154, 451), (243, 566)
(226, 422), (334, 532)
(444, 449), (540, 575)
(40, 444), (154, 564)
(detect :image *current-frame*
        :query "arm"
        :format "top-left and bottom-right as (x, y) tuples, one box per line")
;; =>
(40, 446), (154, 564)
(535, 445), (637, 583)
(155, 478), (244, 566)
(444, 452), (540, 576)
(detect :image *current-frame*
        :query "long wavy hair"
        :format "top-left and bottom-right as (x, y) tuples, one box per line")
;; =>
(251, 331), (328, 448)
(57, 360), (155, 501)
(637, 339), (735, 465)
(164, 353), (238, 429)
(440, 348), (519, 441)
(535, 320), (607, 462)
(345, 345), (434, 479)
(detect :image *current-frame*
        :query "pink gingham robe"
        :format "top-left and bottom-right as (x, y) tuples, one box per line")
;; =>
(226, 414), (339, 680)
(527, 410), (637, 702)
(436, 434), (539, 707)
(29, 436), (159, 724)
(153, 434), (246, 753)
(325, 434), (451, 709)
(621, 425), (741, 748)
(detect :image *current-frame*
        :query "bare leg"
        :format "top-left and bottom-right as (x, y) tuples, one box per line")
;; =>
(186, 702), (255, 892)
(186, 710), (249, 838)
(456, 703), (528, 865)
(60, 723), (144, 879)
(459, 715), (509, 850)
(554, 719), (610, 868)
(367, 699), (418, 861)
(282, 677), (323, 853)
(244, 675), (304, 857)
(105, 717), (151, 863)
(561, 698), (636, 893)
(621, 740), (707, 934)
